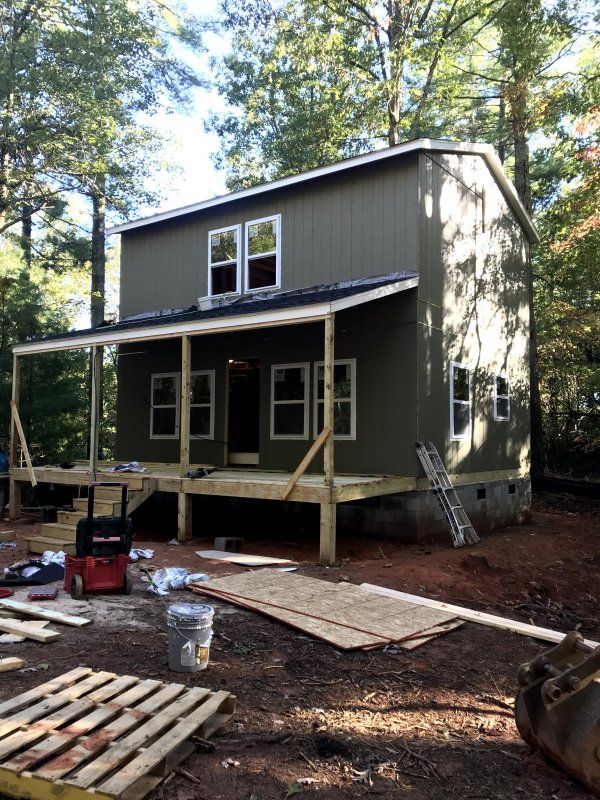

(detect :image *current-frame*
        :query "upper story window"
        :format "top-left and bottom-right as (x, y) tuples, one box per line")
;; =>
(314, 359), (356, 440)
(450, 361), (471, 440)
(150, 373), (180, 439)
(493, 374), (510, 421)
(208, 225), (241, 296)
(245, 215), (280, 292)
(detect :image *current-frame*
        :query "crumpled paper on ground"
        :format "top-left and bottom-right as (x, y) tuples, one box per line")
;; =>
(145, 567), (209, 595)
(129, 548), (154, 561)
(41, 550), (66, 566)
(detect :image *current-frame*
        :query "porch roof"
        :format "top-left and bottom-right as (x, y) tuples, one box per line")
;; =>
(14, 271), (418, 355)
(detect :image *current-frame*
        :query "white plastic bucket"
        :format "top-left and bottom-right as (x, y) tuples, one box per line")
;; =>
(167, 603), (214, 673)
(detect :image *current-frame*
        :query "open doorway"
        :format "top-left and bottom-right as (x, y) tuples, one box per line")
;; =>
(227, 358), (260, 465)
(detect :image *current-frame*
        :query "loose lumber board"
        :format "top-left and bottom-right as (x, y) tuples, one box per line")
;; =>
(0, 620), (49, 643)
(0, 619), (59, 642)
(0, 668), (236, 800)
(0, 598), (91, 628)
(196, 550), (296, 567)
(190, 570), (458, 650)
(360, 583), (600, 649)
(0, 657), (24, 673)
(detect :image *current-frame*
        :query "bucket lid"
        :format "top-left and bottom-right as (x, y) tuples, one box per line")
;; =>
(168, 603), (214, 620)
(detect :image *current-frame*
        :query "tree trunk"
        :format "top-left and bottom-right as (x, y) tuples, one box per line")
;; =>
(90, 178), (106, 459)
(509, 85), (544, 474)
(21, 205), (32, 270)
(497, 94), (506, 164)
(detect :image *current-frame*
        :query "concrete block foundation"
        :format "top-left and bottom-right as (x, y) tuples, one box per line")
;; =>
(337, 477), (531, 543)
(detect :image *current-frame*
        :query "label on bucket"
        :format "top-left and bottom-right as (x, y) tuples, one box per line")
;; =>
(181, 640), (210, 669)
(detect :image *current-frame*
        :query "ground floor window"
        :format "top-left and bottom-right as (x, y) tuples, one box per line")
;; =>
(150, 373), (180, 439)
(190, 370), (215, 439)
(493, 374), (510, 421)
(314, 359), (356, 439)
(450, 361), (471, 439)
(270, 363), (309, 439)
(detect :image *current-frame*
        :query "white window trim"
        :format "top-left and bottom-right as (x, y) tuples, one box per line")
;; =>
(450, 361), (472, 440)
(270, 362), (309, 440)
(208, 224), (242, 297)
(190, 369), (216, 440)
(244, 214), (281, 294)
(313, 358), (356, 441)
(493, 372), (510, 422)
(150, 372), (180, 440)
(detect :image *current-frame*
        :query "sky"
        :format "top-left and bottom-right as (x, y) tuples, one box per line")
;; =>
(134, 0), (231, 220)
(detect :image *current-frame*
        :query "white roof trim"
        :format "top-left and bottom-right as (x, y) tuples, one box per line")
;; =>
(107, 139), (539, 242)
(13, 278), (418, 355)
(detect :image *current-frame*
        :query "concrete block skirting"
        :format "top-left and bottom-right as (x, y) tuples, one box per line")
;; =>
(337, 477), (531, 543)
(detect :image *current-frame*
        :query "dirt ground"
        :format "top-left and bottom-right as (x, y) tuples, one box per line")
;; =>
(1, 497), (599, 800)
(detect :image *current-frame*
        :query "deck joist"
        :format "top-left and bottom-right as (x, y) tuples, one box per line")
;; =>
(9, 464), (528, 505)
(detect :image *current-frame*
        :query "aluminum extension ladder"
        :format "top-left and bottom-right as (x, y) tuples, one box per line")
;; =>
(415, 441), (480, 547)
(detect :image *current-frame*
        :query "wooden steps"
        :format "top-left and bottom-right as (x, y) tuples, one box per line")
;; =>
(25, 536), (76, 556)
(26, 479), (157, 555)
(0, 668), (236, 800)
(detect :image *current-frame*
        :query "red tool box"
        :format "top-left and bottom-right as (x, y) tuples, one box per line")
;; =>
(64, 482), (133, 599)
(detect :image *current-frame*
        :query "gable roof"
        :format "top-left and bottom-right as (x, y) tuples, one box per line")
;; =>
(107, 138), (539, 242)
(13, 272), (418, 355)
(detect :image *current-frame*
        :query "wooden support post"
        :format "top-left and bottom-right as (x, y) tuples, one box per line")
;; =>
(9, 354), (21, 520)
(178, 335), (192, 541)
(319, 314), (336, 565)
(89, 345), (102, 477)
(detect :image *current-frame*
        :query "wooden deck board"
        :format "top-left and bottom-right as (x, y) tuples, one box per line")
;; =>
(10, 463), (406, 504)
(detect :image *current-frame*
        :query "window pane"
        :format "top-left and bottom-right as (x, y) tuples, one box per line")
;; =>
(248, 219), (277, 256)
(152, 407), (176, 436)
(274, 367), (305, 401)
(317, 363), (352, 400)
(211, 263), (237, 294)
(153, 376), (176, 406)
(453, 402), (470, 436)
(210, 229), (237, 264)
(274, 403), (305, 435)
(496, 397), (509, 419)
(191, 373), (211, 405)
(317, 401), (352, 436)
(248, 254), (277, 289)
(453, 366), (470, 402)
(496, 376), (509, 397)
(190, 406), (211, 436)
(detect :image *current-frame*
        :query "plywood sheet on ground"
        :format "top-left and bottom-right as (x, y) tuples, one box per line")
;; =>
(196, 550), (296, 566)
(190, 570), (459, 650)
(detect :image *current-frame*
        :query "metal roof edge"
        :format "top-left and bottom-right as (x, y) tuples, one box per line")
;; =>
(107, 139), (539, 243)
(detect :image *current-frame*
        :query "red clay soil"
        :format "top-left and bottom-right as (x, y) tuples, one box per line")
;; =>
(1, 499), (599, 800)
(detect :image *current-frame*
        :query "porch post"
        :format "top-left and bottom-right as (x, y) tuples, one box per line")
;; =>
(178, 334), (192, 541)
(89, 345), (102, 478)
(9, 354), (21, 520)
(319, 313), (336, 565)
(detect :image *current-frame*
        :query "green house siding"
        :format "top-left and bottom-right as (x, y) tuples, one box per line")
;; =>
(115, 292), (419, 475)
(416, 152), (530, 476)
(119, 156), (420, 318)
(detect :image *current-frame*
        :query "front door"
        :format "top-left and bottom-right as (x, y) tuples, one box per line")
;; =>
(227, 359), (260, 465)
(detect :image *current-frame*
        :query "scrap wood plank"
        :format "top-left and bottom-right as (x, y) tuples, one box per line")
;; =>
(0, 669), (236, 800)
(0, 598), (91, 627)
(0, 620), (49, 643)
(190, 570), (458, 650)
(196, 550), (296, 567)
(0, 618), (59, 642)
(0, 657), (24, 673)
(360, 583), (600, 649)
(10, 400), (36, 487)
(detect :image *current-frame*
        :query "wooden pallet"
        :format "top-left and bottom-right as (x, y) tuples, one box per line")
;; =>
(0, 667), (236, 800)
